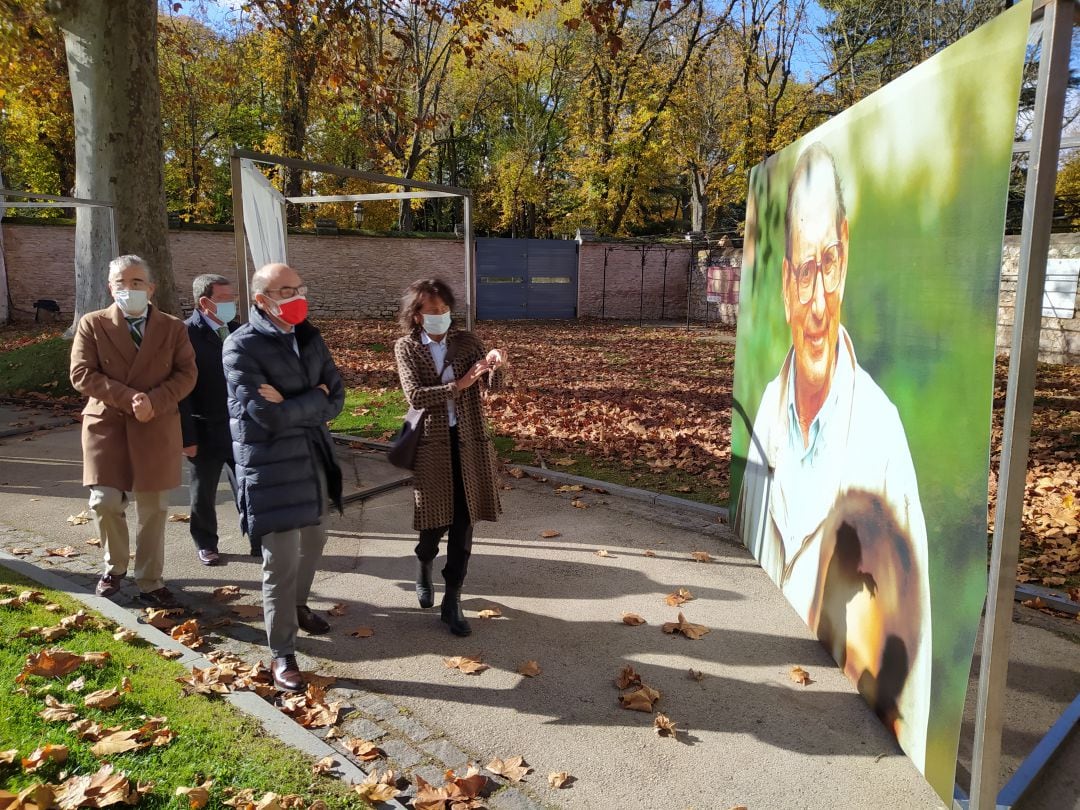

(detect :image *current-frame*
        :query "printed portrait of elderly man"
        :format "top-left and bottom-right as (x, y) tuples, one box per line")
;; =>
(734, 142), (933, 770)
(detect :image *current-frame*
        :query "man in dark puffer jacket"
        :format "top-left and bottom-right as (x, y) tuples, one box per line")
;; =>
(223, 262), (345, 692)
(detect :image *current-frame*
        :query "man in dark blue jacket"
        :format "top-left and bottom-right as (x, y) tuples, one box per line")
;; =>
(223, 262), (345, 692)
(180, 273), (241, 565)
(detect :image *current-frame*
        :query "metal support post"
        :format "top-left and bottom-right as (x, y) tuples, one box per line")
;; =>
(464, 194), (474, 330)
(230, 154), (250, 322)
(968, 2), (1072, 808)
(601, 247), (609, 319)
(661, 250), (669, 321)
(639, 246), (645, 325)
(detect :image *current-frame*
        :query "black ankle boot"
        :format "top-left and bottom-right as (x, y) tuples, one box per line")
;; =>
(416, 559), (434, 609)
(440, 587), (471, 637)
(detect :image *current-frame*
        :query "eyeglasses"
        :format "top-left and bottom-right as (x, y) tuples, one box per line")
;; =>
(265, 285), (308, 299)
(789, 242), (843, 304)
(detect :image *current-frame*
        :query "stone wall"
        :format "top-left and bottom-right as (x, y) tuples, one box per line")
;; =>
(0, 223), (464, 321)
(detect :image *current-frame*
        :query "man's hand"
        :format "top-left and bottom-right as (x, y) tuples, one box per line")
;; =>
(259, 384), (284, 403)
(182, 445), (198, 458)
(132, 392), (155, 423)
(316, 383), (329, 396)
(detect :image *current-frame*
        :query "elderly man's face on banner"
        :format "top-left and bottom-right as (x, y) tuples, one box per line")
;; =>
(782, 164), (849, 404)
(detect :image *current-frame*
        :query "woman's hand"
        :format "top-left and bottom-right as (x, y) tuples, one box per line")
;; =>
(455, 359), (491, 391)
(259, 384), (284, 403)
(485, 348), (508, 370)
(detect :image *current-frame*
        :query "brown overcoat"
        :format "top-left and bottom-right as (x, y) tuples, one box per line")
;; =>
(70, 304), (197, 492)
(394, 328), (505, 531)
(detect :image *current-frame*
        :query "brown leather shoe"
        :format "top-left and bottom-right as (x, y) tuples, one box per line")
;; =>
(95, 573), (125, 598)
(296, 605), (330, 635)
(272, 655), (305, 692)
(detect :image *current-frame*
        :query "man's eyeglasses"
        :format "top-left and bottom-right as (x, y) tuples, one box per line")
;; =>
(789, 242), (843, 305)
(266, 285), (309, 299)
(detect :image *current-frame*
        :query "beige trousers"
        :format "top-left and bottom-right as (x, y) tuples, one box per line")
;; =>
(88, 487), (169, 593)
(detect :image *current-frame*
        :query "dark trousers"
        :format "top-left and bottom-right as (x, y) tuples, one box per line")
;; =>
(415, 427), (473, 590)
(188, 454), (237, 552)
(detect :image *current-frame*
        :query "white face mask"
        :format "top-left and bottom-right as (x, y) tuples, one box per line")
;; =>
(114, 289), (148, 316)
(422, 311), (451, 335)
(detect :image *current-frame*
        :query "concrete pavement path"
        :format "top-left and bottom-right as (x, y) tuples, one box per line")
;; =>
(0, 412), (1074, 809)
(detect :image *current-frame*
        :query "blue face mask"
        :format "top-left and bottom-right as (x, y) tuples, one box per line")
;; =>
(422, 311), (452, 335)
(212, 300), (237, 324)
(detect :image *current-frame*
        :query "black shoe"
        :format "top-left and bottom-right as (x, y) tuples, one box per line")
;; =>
(416, 559), (434, 609)
(440, 588), (472, 637)
(139, 586), (179, 608)
(95, 573), (125, 598)
(272, 655), (305, 691)
(296, 605), (330, 635)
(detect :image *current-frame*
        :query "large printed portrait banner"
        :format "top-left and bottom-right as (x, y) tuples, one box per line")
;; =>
(729, 1), (1031, 799)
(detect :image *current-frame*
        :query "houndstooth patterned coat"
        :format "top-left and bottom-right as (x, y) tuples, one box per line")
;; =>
(395, 328), (505, 531)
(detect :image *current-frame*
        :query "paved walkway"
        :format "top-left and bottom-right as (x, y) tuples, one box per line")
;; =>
(0, 406), (1074, 809)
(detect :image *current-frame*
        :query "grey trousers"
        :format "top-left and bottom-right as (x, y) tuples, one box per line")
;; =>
(259, 490), (328, 658)
(88, 487), (168, 593)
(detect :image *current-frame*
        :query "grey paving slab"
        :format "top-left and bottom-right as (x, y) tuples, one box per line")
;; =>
(382, 712), (434, 742)
(420, 737), (471, 769)
(380, 737), (423, 769)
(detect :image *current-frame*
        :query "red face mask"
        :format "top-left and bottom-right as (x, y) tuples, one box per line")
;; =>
(273, 295), (308, 325)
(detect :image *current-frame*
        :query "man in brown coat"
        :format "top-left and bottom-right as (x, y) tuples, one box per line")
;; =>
(70, 255), (197, 607)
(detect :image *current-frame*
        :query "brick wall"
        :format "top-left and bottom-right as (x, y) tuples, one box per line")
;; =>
(577, 242), (691, 320)
(0, 223), (464, 321)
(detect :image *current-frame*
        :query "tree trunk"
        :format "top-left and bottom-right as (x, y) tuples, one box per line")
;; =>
(689, 165), (708, 233)
(50, 0), (177, 334)
(0, 171), (8, 325)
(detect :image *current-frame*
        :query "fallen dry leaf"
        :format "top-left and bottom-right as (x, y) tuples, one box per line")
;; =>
(91, 729), (147, 757)
(21, 743), (68, 772)
(548, 771), (570, 789)
(143, 607), (181, 629)
(9, 547), (33, 555)
(539, 530), (561, 538)
(486, 755), (531, 782)
(157, 647), (183, 660)
(790, 666), (812, 686)
(231, 604), (264, 619)
(507, 467), (526, 479)
(444, 655), (489, 675)
(643, 550), (657, 557)
(621, 612), (647, 626)
(311, 756), (336, 776)
(171, 619), (205, 649)
(113, 628), (138, 643)
(67, 511), (92, 525)
(348, 626), (374, 638)
(595, 548), (612, 557)
(66, 675), (86, 692)
(85, 537), (102, 547)
(344, 738), (384, 761)
(0, 750), (15, 765)
(212, 585), (242, 602)
(690, 550), (713, 563)
(555, 484), (583, 493)
(662, 612), (710, 640)
(84, 688), (122, 710)
(687, 668), (704, 682)
(16, 649), (86, 682)
(327, 603), (347, 617)
(167, 513), (191, 523)
(39, 695), (79, 722)
(571, 498), (589, 509)
(619, 685), (661, 712)
(176, 780), (213, 808)
(45, 546), (79, 558)
(517, 660), (541, 677)
(654, 712), (678, 738)
(353, 769), (400, 803)
(614, 665), (641, 690)
(477, 606), (503, 619)
(44, 603), (63, 613)
(665, 587), (695, 606)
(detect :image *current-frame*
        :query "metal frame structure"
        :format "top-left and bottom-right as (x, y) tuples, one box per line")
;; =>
(962, 1), (1078, 809)
(229, 149), (475, 329)
(0, 189), (118, 257)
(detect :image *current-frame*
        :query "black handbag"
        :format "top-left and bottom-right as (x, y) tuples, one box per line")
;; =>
(387, 406), (427, 470)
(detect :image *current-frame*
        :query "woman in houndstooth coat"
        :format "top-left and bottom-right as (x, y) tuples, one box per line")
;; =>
(394, 278), (508, 637)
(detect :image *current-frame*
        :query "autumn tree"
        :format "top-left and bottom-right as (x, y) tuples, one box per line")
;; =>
(47, 0), (178, 327)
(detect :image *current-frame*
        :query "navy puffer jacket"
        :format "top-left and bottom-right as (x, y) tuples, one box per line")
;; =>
(223, 306), (345, 540)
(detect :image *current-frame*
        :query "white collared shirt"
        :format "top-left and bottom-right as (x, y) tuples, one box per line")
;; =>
(421, 330), (457, 427)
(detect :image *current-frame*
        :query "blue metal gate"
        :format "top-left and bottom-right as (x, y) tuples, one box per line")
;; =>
(476, 238), (578, 320)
